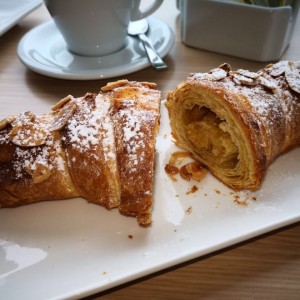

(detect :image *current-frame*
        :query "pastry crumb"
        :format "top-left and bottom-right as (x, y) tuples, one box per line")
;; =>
(185, 206), (192, 214)
(186, 185), (198, 195)
(165, 152), (207, 184)
(233, 194), (248, 206)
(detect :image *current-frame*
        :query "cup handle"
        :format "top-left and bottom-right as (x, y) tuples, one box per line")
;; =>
(131, 0), (163, 21)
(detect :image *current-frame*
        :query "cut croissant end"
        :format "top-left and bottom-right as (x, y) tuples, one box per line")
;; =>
(166, 61), (300, 190)
(167, 83), (263, 190)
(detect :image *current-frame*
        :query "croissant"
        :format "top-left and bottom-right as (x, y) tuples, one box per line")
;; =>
(166, 61), (300, 190)
(0, 80), (161, 226)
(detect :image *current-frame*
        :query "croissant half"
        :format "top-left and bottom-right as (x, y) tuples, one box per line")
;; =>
(0, 80), (161, 226)
(166, 61), (300, 190)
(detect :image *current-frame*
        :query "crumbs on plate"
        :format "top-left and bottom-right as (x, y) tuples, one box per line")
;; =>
(165, 151), (207, 183)
(185, 206), (192, 214)
(186, 185), (198, 195)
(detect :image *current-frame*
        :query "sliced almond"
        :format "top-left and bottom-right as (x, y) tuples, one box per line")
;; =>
(195, 68), (227, 81)
(185, 162), (207, 181)
(101, 79), (129, 92)
(164, 163), (179, 176)
(257, 76), (277, 91)
(10, 125), (48, 147)
(140, 82), (157, 89)
(9, 113), (48, 147)
(231, 73), (256, 86)
(0, 116), (16, 130)
(218, 63), (232, 73)
(268, 60), (289, 77)
(209, 68), (227, 80)
(237, 69), (260, 79)
(50, 101), (76, 131)
(179, 164), (192, 181)
(25, 163), (51, 184)
(51, 95), (73, 111)
(169, 151), (192, 166)
(285, 61), (300, 93)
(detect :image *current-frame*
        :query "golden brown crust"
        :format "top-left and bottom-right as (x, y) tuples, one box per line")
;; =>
(102, 81), (161, 226)
(62, 92), (121, 209)
(0, 115), (79, 207)
(166, 61), (300, 190)
(0, 80), (161, 226)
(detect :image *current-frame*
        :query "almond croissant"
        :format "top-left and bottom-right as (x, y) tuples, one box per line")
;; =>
(0, 80), (161, 226)
(166, 61), (300, 190)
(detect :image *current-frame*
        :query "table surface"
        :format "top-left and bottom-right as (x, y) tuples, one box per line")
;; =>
(0, 1), (299, 299)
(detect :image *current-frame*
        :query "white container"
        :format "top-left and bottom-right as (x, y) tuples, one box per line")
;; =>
(178, 0), (299, 61)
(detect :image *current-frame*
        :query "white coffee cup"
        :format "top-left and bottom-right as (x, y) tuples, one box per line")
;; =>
(43, 0), (163, 56)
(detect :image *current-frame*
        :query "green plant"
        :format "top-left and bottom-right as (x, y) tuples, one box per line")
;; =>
(243, 0), (295, 6)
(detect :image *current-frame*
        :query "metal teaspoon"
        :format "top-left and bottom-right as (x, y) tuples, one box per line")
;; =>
(128, 19), (168, 70)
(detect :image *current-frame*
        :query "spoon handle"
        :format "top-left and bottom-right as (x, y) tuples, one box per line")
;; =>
(138, 33), (168, 70)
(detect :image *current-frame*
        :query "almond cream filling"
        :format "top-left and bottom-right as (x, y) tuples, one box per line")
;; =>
(183, 104), (239, 167)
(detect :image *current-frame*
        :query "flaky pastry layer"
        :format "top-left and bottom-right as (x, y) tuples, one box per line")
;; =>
(0, 80), (161, 226)
(166, 61), (300, 190)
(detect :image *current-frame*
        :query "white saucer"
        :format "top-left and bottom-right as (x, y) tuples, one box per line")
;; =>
(0, 0), (42, 36)
(17, 17), (175, 80)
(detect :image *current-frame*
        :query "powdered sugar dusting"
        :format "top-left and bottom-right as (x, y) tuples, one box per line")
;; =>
(118, 103), (148, 170)
(216, 76), (284, 156)
(63, 94), (116, 162)
(64, 98), (101, 155)
(0, 113), (67, 181)
(10, 112), (49, 147)
(95, 94), (116, 161)
(268, 61), (288, 77)
(112, 96), (157, 178)
(13, 146), (51, 179)
(101, 116), (116, 160)
(285, 61), (300, 93)
(193, 68), (227, 81)
(189, 61), (300, 160)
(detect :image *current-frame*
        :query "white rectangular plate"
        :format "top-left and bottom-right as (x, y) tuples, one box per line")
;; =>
(0, 0), (42, 36)
(1, 103), (300, 299)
